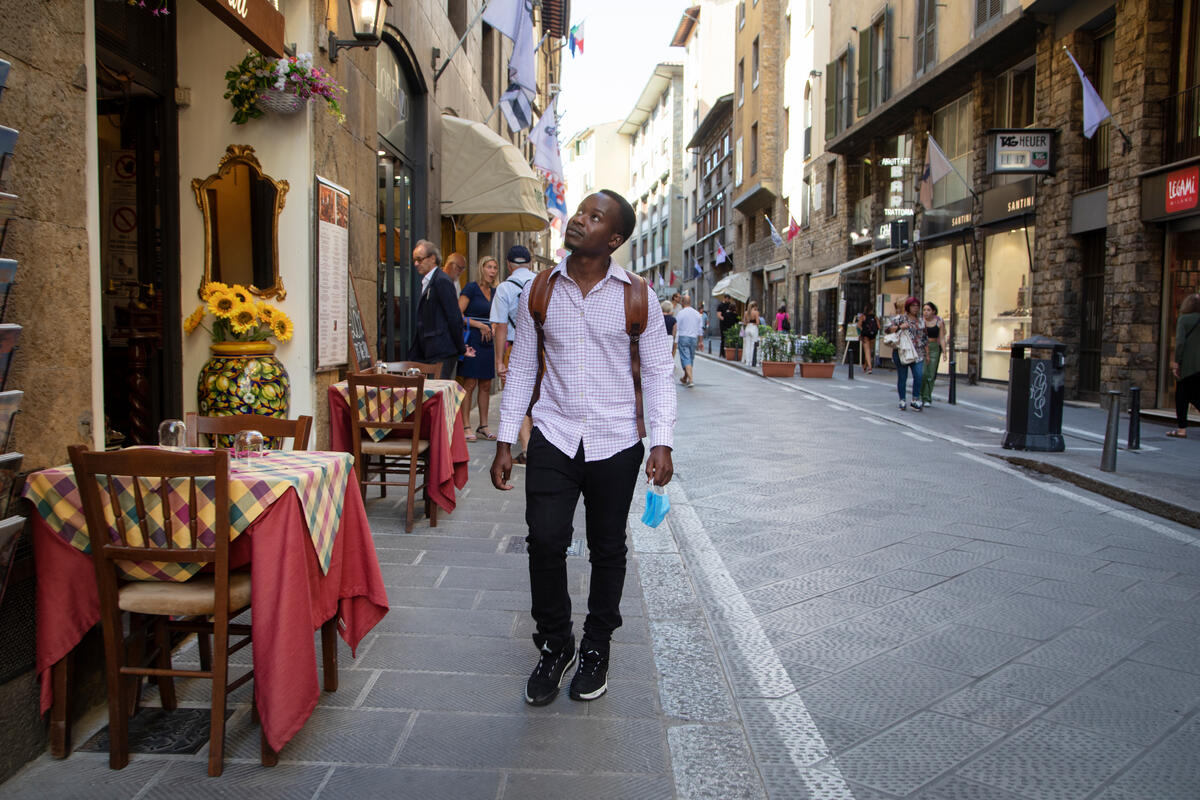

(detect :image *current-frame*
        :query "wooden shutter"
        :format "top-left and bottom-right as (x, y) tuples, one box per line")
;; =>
(824, 60), (836, 139)
(924, 0), (936, 71)
(883, 6), (893, 102)
(844, 47), (854, 130)
(857, 30), (871, 117)
(914, 0), (926, 74)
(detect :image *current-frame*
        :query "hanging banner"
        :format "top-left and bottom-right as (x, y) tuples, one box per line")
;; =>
(315, 175), (350, 370)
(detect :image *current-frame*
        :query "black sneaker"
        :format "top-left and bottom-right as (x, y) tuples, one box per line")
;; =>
(569, 639), (610, 701)
(525, 636), (576, 706)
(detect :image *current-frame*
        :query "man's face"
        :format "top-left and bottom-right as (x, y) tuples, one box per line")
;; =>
(564, 193), (624, 254)
(444, 254), (467, 279)
(413, 247), (437, 276)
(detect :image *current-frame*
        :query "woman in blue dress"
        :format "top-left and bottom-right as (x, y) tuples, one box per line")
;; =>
(457, 255), (499, 441)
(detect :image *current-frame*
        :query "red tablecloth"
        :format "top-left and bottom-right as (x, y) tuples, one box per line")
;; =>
(328, 385), (470, 512)
(34, 473), (388, 753)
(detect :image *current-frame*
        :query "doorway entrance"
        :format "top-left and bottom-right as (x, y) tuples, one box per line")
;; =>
(1078, 230), (1106, 398)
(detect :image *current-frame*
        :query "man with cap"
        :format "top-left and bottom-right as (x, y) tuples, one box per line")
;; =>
(490, 245), (536, 463)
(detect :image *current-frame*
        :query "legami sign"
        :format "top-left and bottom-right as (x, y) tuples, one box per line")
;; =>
(1166, 166), (1199, 215)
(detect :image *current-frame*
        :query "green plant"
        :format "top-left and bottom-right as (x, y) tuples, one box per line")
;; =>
(224, 51), (346, 125)
(722, 326), (742, 348)
(760, 332), (798, 362)
(801, 334), (837, 363)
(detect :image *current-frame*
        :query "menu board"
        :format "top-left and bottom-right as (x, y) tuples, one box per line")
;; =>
(315, 176), (349, 370)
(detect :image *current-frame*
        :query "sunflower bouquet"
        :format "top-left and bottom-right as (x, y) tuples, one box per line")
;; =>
(185, 282), (294, 343)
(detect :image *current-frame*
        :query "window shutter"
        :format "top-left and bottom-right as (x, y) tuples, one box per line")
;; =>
(925, 0), (936, 71)
(857, 30), (871, 117)
(824, 60), (836, 139)
(914, 0), (926, 74)
(976, 0), (987, 27)
(883, 7), (893, 102)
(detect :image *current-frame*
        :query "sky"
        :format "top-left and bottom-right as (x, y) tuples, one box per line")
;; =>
(556, 0), (695, 136)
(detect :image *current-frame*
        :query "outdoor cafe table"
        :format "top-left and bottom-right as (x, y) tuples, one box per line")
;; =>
(327, 378), (470, 512)
(24, 449), (389, 757)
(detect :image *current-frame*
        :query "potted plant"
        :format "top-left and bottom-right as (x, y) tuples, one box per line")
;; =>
(759, 332), (797, 377)
(799, 334), (837, 378)
(224, 51), (346, 125)
(722, 326), (742, 360)
(185, 282), (295, 421)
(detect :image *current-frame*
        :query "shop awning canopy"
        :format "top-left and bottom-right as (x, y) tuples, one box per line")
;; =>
(710, 270), (751, 303)
(809, 248), (899, 290)
(440, 115), (549, 232)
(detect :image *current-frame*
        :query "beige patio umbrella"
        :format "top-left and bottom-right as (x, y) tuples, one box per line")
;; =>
(440, 114), (549, 232)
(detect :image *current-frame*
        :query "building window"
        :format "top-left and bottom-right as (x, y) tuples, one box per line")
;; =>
(735, 136), (744, 184)
(931, 93), (973, 206)
(752, 37), (760, 89)
(750, 123), (758, 175)
(804, 0), (813, 29)
(994, 59), (1036, 129)
(914, 0), (936, 76)
(661, 222), (668, 258)
(976, 0), (1002, 30)
(650, 230), (657, 262)
(857, 12), (891, 116)
(803, 83), (813, 158)
(1082, 34), (1112, 188)
(826, 160), (838, 217)
(738, 59), (745, 106)
(838, 52), (852, 132)
(802, 175), (812, 227)
(785, 16), (791, 58)
(631, 240), (638, 265)
(738, 0), (746, 29)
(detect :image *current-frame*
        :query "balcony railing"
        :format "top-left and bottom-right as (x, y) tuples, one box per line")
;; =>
(1081, 121), (1110, 189)
(1164, 83), (1200, 164)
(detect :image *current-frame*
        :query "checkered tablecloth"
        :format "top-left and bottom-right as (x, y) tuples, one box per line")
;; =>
(332, 379), (466, 444)
(23, 450), (354, 581)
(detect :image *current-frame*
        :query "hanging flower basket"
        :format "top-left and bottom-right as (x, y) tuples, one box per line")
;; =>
(256, 88), (306, 115)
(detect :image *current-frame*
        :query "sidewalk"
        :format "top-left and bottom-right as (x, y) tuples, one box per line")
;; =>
(697, 342), (1199, 528)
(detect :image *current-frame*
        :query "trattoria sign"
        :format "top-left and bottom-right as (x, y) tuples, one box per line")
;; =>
(986, 129), (1056, 175)
(1142, 163), (1200, 222)
(195, 0), (286, 57)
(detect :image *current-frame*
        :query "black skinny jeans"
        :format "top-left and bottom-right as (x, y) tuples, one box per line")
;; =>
(1177, 372), (1200, 428)
(524, 427), (644, 651)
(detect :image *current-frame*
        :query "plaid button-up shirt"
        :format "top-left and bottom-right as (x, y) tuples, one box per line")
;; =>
(498, 258), (676, 461)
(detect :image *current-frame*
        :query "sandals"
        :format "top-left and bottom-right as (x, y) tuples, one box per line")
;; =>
(1166, 429), (1188, 439)
(464, 426), (477, 442)
(476, 425), (497, 440)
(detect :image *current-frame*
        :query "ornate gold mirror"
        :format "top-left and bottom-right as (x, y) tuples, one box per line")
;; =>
(192, 144), (289, 300)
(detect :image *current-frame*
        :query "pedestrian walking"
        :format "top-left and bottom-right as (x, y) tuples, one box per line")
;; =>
(491, 189), (676, 707)
(857, 306), (878, 373)
(741, 301), (762, 366)
(675, 294), (702, 386)
(775, 303), (791, 332)
(716, 294), (739, 347)
(920, 301), (947, 405)
(458, 255), (499, 441)
(490, 245), (537, 463)
(662, 300), (678, 361)
(884, 296), (928, 410)
(409, 240), (472, 378)
(1168, 292), (1200, 438)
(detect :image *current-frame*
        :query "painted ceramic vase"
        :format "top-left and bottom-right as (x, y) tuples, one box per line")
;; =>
(197, 341), (290, 420)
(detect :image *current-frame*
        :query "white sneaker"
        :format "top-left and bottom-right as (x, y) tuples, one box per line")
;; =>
(898, 401), (906, 411)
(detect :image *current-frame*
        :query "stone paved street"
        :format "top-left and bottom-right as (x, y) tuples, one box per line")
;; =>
(3, 357), (1200, 799)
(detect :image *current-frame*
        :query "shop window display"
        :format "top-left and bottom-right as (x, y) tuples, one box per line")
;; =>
(982, 227), (1033, 381)
(923, 243), (969, 375)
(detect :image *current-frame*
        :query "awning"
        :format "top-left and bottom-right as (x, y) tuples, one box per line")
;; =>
(440, 115), (548, 232)
(811, 248), (898, 281)
(710, 271), (751, 303)
(195, 0), (285, 57)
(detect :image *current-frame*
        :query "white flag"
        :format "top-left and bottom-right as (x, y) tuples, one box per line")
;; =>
(498, 83), (532, 132)
(531, 96), (563, 182)
(484, 0), (536, 94)
(918, 133), (954, 208)
(765, 215), (783, 247)
(1064, 48), (1111, 139)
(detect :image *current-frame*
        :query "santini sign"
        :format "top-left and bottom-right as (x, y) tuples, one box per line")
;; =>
(986, 129), (1056, 175)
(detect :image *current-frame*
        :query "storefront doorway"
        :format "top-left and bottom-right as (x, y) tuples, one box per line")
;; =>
(981, 226), (1034, 382)
(1078, 230), (1107, 397)
(923, 240), (970, 376)
(1160, 229), (1200, 411)
(95, 1), (182, 446)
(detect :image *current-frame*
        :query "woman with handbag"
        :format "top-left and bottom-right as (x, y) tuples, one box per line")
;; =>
(1168, 292), (1200, 438)
(741, 301), (762, 367)
(884, 296), (929, 411)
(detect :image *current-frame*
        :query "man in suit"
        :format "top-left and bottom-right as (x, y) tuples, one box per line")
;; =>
(409, 239), (472, 378)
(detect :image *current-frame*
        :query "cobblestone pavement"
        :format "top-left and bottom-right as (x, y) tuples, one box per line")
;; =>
(3, 357), (1200, 798)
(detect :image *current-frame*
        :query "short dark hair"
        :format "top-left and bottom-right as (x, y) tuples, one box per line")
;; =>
(1181, 293), (1200, 316)
(598, 189), (636, 241)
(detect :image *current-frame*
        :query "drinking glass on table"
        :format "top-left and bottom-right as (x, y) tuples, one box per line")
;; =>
(406, 367), (423, 377)
(157, 419), (187, 449)
(233, 430), (264, 464)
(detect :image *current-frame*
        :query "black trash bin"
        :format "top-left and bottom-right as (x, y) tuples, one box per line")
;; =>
(1002, 335), (1066, 452)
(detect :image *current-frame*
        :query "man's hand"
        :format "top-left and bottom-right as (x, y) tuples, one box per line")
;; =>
(645, 445), (673, 486)
(490, 442), (514, 490)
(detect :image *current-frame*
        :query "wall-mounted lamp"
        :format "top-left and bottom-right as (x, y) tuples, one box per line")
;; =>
(850, 25), (859, 32)
(809, 70), (823, 78)
(328, 0), (390, 63)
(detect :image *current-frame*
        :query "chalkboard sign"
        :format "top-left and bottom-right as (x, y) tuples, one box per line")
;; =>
(347, 275), (372, 371)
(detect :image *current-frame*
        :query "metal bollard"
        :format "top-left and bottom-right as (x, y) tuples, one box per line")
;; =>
(1128, 386), (1141, 451)
(848, 352), (855, 380)
(752, 340), (759, 367)
(1100, 390), (1121, 472)
(948, 360), (957, 405)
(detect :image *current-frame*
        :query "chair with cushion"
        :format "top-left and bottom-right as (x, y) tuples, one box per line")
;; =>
(380, 360), (440, 379)
(184, 412), (312, 450)
(68, 446), (262, 777)
(346, 371), (434, 532)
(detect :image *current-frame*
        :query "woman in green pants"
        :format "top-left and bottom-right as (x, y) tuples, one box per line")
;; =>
(920, 301), (947, 404)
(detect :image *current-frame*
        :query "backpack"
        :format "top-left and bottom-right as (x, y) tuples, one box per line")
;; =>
(780, 314), (792, 332)
(862, 315), (879, 338)
(526, 269), (650, 437)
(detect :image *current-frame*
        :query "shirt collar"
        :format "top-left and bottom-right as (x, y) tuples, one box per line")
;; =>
(551, 255), (631, 285)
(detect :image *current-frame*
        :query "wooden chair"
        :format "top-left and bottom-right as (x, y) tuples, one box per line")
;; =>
(184, 413), (312, 450)
(380, 360), (440, 379)
(68, 446), (260, 777)
(346, 371), (435, 532)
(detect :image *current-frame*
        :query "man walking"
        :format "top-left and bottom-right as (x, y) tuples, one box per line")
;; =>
(716, 293), (738, 348)
(491, 190), (676, 706)
(409, 239), (469, 379)
(675, 294), (702, 387)
(490, 245), (537, 464)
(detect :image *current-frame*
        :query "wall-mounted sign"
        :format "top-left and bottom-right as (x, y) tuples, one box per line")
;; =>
(195, 0), (286, 57)
(981, 177), (1037, 226)
(986, 128), (1056, 175)
(1141, 161), (1200, 222)
(919, 196), (974, 242)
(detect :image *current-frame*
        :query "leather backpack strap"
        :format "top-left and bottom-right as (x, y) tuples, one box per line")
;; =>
(624, 272), (648, 439)
(526, 271), (557, 417)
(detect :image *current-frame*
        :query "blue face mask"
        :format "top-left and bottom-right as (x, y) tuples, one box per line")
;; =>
(641, 484), (671, 528)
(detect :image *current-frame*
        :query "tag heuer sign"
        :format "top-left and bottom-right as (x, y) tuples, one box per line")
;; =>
(987, 129), (1057, 175)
